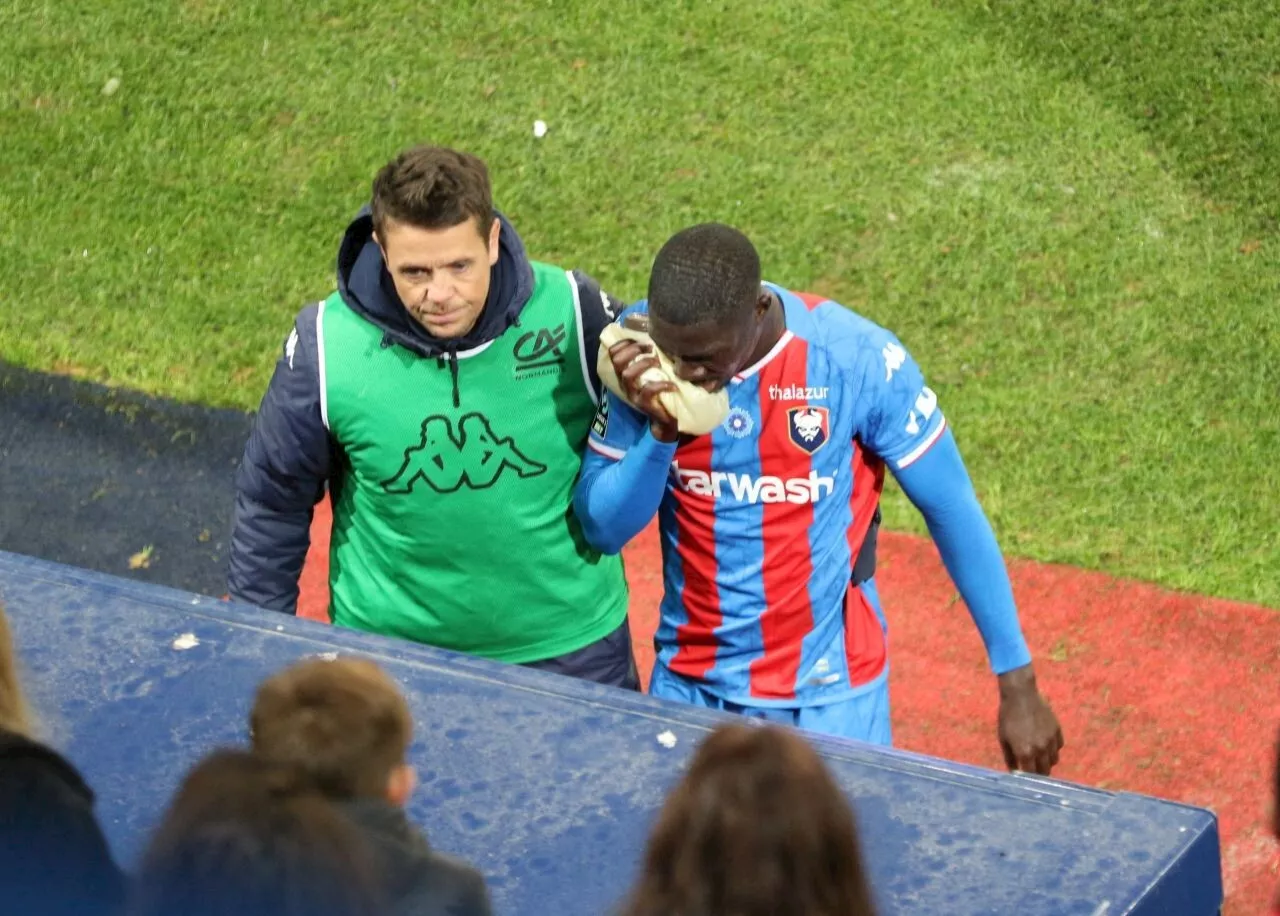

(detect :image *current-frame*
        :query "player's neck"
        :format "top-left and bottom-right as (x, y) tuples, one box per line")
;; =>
(744, 289), (787, 369)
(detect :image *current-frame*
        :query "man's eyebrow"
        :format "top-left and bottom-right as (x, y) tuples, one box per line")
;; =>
(397, 257), (471, 272)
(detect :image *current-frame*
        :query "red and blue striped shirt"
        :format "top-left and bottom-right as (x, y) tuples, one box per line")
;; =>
(583, 286), (949, 705)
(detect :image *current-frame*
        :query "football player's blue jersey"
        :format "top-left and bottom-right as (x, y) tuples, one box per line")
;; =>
(588, 285), (947, 706)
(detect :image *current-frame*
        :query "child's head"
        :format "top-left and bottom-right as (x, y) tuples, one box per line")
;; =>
(250, 656), (414, 805)
(0, 601), (35, 739)
(622, 722), (877, 916)
(133, 748), (383, 916)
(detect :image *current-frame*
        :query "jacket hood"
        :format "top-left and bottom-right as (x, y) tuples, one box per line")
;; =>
(335, 207), (535, 358)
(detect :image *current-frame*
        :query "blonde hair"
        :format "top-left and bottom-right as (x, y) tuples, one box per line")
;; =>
(0, 601), (35, 738)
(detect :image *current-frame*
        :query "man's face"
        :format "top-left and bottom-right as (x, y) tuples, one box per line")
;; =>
(649, 301), (763, 392)
(375, 216), (500, 339)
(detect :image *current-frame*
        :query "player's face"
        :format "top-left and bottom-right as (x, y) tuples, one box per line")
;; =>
(649, 305), (763, 392)
(376, 216), (500, 339)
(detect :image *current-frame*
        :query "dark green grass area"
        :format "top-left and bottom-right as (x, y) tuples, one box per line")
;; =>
(1, 0), (1276, 603)
(964, 0), (1280, 234)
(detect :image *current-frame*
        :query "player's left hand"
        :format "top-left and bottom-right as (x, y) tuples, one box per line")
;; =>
(996, 663), (1063, 776)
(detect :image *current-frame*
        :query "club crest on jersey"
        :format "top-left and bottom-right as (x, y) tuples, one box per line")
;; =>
(787, 406), (829, 454)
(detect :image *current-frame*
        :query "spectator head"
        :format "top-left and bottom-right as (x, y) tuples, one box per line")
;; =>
(0, 601), (35, 739)
(250, 656), (415, 806)
(132, 749), (384, 916)
(370, 145), (499, 340)
(621, 722), (877, 916)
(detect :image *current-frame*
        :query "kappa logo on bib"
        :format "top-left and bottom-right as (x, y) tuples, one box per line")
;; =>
(382, 413), (546, 493)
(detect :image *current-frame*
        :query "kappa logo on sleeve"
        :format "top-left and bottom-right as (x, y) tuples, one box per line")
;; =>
(882, 342), (906, 382)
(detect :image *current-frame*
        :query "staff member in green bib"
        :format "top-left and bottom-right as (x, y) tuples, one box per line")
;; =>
(228, 145), (636, 688)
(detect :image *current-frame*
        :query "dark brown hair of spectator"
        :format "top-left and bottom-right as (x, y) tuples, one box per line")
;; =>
(132, 748), (384, 916)
(620, 723), (877, 916)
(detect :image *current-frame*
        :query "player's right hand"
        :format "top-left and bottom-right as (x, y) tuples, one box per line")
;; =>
(607, 337), (680, 443)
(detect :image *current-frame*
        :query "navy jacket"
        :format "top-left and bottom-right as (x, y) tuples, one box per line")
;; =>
(0, 727), (126, 916)
(341, 799), (492, 916)
(227, 209), (621, 612)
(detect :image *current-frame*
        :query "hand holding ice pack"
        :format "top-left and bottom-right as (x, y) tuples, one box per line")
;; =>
(597, 324), (729, 437)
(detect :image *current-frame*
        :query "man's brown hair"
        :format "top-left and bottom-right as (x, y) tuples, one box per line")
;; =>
(370, 145), (494, 239)
(250, 657), (412, 800)
(621, 723), (877, 916)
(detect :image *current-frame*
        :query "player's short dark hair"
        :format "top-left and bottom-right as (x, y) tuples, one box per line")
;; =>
(251, 657), (412, 800)
(371, 145), (494, 240)
(133, 749), (384, 916)
(647, 223), (762, 326)
(620, 723), (877, 916)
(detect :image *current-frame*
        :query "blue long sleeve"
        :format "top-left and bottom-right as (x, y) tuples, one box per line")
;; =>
(893, 429), (1032, 674)
(573, 432), (677, 555)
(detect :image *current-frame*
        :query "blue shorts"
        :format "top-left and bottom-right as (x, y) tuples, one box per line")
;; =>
(648, 662), (893, 746)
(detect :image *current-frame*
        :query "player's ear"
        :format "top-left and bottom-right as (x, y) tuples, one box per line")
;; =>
(755, 287), (772, 319)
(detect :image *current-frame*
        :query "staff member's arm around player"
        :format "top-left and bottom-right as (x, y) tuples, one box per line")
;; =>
(228, 144), (636, 689)
(573, 222), (1064, 774)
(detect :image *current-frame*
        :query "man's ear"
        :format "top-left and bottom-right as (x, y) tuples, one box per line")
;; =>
(373, 231), (388, 265)
(487, 217), (501, 266)
(386, 764), (417, 807)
